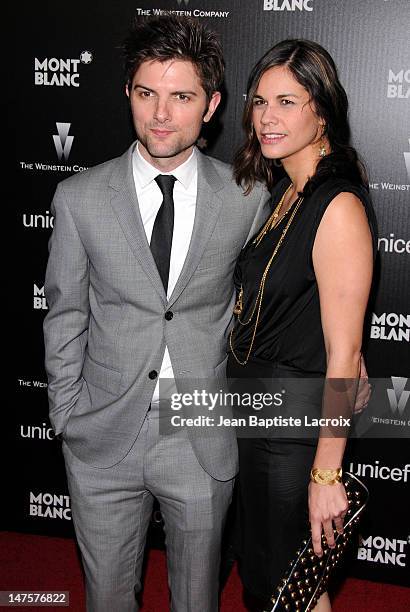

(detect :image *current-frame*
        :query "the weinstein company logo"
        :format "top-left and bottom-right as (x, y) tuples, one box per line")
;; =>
(404, 139), (410, 181)
(53, 123), (74, 161)
(20, 122), (86, 174)
(387, 377), (410, 416)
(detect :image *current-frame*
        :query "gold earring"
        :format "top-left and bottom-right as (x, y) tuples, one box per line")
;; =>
(319, 140), (326, 158)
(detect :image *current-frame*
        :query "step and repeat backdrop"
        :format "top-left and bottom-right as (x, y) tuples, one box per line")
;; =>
(11, 0), (409, 588)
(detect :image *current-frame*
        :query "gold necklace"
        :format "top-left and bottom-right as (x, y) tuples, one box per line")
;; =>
(253, 182), (294, 247)
(230, 194), (304, 366)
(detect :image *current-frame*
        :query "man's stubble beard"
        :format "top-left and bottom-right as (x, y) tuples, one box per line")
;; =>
(137, 131), (198, 160)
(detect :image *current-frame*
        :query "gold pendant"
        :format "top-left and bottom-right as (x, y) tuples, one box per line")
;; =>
(233, 287), (243, 315)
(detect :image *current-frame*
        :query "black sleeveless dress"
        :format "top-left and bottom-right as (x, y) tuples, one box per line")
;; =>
(226, 176), (377, 601)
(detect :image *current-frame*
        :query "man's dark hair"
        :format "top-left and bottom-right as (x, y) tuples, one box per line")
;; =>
(122, 15), (224, 103)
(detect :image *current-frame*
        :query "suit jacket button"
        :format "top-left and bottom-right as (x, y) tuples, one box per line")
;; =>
(148, 370), (158, 380)
(165, 311), (173, 321)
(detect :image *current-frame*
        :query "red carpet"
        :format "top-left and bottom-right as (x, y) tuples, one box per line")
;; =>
(1, 532), (409, 611)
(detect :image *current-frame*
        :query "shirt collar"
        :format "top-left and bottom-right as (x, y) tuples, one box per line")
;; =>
(133, 142), (197, 191)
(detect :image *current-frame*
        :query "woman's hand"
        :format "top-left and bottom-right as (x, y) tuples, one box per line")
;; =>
(308, 481), (348, 556)
(353, 354), (371, 413)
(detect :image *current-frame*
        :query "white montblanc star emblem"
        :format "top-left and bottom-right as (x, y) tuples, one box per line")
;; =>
(196, 137), (208, 149)
(80, 51), (93, 64)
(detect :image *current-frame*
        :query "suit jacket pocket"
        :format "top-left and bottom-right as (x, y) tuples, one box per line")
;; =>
(82, 355), (122, 396)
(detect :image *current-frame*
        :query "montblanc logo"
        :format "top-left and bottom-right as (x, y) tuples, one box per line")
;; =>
(53, 123), (74, 161)
(34, 284), (48, 310)
(79, 50), (93, 64)
(404, 139), (410, 181)
(370, 312), (409, 342)
(263, 0), (313, 11)
(357, 535), (408, 567)
(387, 377), (410, 416)
(34, 52), (93, 87)
(387, 68), (410, 99)
(196, 137), (207, 150)
(29, 491), (71, 521)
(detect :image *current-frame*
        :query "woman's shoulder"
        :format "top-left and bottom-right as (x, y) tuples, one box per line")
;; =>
(306, 175), (371, 218)
(310, 174), (368, 197)
(309, 177), (377, 253)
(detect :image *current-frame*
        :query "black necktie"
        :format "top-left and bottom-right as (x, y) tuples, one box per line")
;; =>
(150, 175), (176, 291)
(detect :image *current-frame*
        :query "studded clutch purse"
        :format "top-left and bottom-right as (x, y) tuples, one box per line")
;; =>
(266, 472), (369, 612)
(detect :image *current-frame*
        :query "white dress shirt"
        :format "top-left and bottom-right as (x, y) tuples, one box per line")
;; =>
(132, 142), (197, 404)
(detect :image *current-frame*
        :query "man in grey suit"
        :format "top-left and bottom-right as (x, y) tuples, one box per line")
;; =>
(43, 15), (269, 612)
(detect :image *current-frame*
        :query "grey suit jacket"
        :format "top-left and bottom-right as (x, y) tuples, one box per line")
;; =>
(43, 143), (270, 479)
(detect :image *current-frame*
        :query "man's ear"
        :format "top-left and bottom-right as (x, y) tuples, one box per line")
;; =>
(125, 83), (130, 98)
(203, 91), (221, 123)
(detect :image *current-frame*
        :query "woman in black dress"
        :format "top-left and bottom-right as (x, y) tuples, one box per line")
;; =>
(228, 40), (376, 611)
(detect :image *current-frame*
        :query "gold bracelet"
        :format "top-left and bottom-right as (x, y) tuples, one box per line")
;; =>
(310, 467), (342, 485)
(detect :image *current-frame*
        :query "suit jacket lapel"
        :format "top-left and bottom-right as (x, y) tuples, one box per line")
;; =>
(167, 151), (224, 308)
(246, 190), (271, 242)
(108, 142), (166, 302)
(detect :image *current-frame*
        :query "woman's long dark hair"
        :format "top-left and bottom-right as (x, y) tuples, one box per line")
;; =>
(234, 39), (367, 195)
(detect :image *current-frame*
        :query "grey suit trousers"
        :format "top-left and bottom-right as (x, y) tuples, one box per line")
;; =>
(62, 405), (234, 612)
